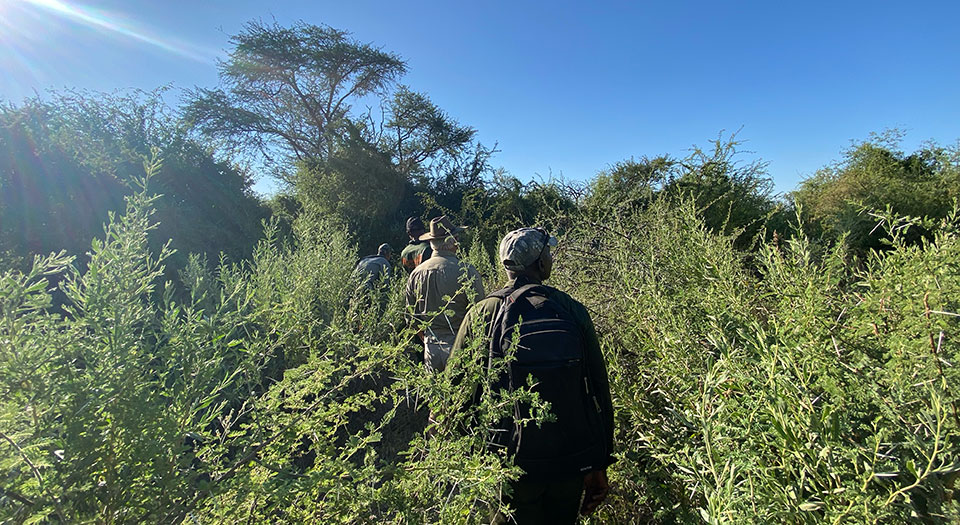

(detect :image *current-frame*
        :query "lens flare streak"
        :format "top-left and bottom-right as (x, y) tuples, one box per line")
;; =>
(9, 0), (216, 63)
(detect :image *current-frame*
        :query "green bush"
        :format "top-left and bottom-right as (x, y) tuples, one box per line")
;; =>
(551, 197), (960, 523)
(0, 90), (268, 280)
(0, 161), (270, 521)
(3, 149), (959, 523)
(791, 131), (960, 255)
(0, 160), (523, 522)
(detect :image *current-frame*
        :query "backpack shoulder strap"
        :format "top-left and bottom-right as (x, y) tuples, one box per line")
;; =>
(507, 283), (546, 303)
(487, 283), (542, 300)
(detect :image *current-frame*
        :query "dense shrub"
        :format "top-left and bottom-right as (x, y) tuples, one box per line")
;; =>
(0, 167), (271, 521)
(791, 131), (960, 254)
(0, 169), (524, 522)
(0, 91), (268, 278)
(2, 148), (958, 523)
(552, 197), (960, 523)
(583, 134), (786, 252)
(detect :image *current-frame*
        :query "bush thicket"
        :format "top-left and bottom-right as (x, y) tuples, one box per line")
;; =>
(0, 90), (268, 279)
(2, 19), (958, 524)
(2, 145), (958, 522)
(791, 130), (960, 254)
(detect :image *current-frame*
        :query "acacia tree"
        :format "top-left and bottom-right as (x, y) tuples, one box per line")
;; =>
(185, 21), (407, 181)
(380, 86), (476, 178)
(185, 20), (494, 253)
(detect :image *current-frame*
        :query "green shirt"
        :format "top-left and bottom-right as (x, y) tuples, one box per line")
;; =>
(400, 241), (433, 273)
(451, 275), (616, 468)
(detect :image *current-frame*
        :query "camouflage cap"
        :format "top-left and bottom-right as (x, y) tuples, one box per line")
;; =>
(498, 227), (558, 271)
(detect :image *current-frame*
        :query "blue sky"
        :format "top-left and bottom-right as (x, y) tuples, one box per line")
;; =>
(2, 0), (958, 196)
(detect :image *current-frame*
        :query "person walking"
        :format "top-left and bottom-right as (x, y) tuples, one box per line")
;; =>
(451, 227), (615, 524)
(405, 216), (484, 373)
(400, 216), (433, 273)
(354, 243), (393, 290)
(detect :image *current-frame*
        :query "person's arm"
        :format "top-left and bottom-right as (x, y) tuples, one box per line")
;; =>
(574, 301), (615, 515)
(404, 274), (415, 311)
(569, 300), (615, 466)
(451, 306), (477, 363)
(581, 470), (610, 516)
(449, 298), (499, 405)
(404, 274), (424, 342)
(451, 297), (497, 365)
(448, 304), (480, 408)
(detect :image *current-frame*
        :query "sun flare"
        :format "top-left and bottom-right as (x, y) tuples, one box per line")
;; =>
(1, 0), (215, 63)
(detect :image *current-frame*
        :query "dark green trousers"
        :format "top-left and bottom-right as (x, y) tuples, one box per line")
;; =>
(494, 475), (585, 525)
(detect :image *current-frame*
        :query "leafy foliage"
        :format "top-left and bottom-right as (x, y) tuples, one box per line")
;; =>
(380, 86), (477, 178)
(4, 142), (959, 522)
(792, 130), (960, 254)
(184, 20), (407, 179)
(584, 133), (785, 251)
(0, 90), (268, 279)
(551, 196), (960, 523)
(0, 159), (270, 521)
(0, 161), (532, 522)
(4, 17), (960, 523)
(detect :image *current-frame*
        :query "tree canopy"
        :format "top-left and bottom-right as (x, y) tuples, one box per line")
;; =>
(185, 21), (407, 181)
(381, 86), (476, 178)
(0, 90), (267, 275)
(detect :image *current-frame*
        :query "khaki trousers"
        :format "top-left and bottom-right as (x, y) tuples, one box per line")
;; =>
(423, 334), (454, 373)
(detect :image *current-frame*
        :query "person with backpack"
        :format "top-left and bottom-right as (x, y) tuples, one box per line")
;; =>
(450, 227), (615, 523)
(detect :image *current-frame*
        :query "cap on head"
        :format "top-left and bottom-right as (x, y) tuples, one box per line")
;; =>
(406, 216), (426, 235)
(417, 215), (466, 242)
(378, 243), (392, 257)
(499, 227), (558, 271)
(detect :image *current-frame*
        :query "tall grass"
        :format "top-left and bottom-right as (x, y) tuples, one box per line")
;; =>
(1, 159), (958, 523)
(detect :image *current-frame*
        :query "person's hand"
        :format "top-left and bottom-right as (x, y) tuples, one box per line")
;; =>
(580, 469), (610, 516)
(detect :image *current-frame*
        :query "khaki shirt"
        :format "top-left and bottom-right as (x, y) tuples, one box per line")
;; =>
(405, 249), (485, 342)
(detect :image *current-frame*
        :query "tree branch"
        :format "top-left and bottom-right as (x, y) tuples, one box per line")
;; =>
(0, 430), (44, 491)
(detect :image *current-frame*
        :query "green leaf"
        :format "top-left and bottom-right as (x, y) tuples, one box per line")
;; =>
(906, 459), (918, 478)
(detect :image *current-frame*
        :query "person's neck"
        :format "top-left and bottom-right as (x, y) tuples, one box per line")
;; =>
(508, 272), (543, 285)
